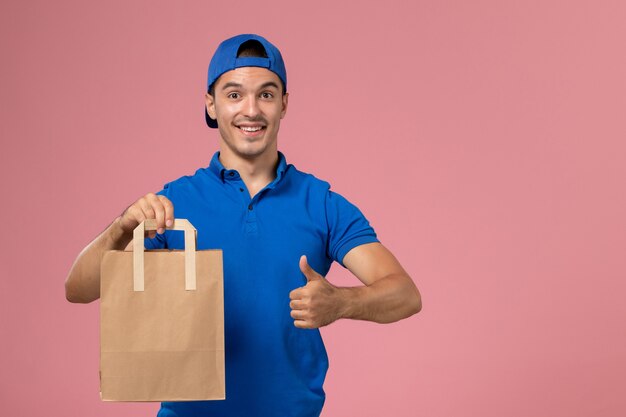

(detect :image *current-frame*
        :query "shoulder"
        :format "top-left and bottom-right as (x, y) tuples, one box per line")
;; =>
(158, 167), (213, 195)
(283, 163), (367, 216)
(284, 163), (331, 194)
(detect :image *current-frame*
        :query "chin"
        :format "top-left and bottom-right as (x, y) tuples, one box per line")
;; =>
(232, 143), (272, 160)
(219, 130), (277, 159)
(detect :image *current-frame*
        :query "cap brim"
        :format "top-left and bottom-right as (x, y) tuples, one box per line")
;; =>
(205, 108), (218, 128)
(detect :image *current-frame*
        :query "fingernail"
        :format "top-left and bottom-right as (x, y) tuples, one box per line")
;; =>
(166, 219), (173, 227)
(157, 228), (164, 234)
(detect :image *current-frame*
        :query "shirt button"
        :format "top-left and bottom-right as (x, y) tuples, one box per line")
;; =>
(229, 172), (235, 177)
(239, 188), (244, 192)
(248, 204), (253, 210)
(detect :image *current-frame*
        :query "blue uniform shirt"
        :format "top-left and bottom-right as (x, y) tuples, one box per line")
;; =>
(147, 151), (379, 417)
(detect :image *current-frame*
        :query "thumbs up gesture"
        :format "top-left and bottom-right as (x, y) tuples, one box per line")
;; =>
(289, 255), (344, 329)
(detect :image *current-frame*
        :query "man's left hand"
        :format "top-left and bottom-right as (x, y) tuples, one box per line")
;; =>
(289, 255), (344, 329)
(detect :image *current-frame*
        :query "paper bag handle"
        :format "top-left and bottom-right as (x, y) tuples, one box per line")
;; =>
(132, 218), (198, 292)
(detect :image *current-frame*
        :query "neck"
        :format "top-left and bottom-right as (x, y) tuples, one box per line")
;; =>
(218, 147), (279, 194)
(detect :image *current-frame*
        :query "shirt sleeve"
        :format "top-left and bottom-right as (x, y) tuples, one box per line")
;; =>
(325, 190), (379, 267)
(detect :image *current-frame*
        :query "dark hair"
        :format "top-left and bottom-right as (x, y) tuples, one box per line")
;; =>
(236, 40), (268, 58)
(208, 40), (284, 96)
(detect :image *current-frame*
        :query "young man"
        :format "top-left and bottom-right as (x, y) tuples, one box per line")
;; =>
(65, 34), (421, 417)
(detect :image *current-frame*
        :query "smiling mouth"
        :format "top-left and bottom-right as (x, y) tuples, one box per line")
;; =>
(238, 126), (265, 132)
(236, 124), (267, 137)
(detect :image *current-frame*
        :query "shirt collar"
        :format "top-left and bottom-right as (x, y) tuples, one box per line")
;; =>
(208, 151), (289, 185)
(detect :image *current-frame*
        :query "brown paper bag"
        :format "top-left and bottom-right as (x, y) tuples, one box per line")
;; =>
(100, 218), (225, 401)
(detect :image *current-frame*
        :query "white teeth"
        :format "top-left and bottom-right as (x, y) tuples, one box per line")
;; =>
(240, 126), (262, 132)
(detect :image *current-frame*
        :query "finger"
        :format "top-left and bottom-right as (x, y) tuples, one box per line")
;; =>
(126, 204), (156, 239)
(299, 255), (321, 282)
(146, 193), (166, 234)
(132, 201), (156, 238)
(133, 198), (158, 237)
(290, 309), (307, 320)
(289, 299), (305, 310)
(158, 195), (175, 227)
(289, 287), (306, 300)
(135, 198), (155, 221)
(126, 204), (158, 239)
(124, 205), (147, 230)
(293, 320), (311, 329)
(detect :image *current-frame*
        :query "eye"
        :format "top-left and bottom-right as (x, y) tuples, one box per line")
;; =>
(227, 92), (240, 99)
(260, 92), (274, 99)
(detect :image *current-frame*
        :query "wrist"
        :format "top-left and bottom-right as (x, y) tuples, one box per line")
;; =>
(336, 286), (368, 321)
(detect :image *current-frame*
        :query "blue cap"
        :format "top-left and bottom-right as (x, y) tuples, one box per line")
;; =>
(205, 34), (287, 128)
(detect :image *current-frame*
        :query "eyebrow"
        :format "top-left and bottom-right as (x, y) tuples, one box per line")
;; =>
(259, 81), (280, 90)
(220, 82), (243, 91)
(220, 81), (281, 91)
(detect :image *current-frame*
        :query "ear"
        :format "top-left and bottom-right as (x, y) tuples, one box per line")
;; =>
(205, 92), (217, 120)
(280, 92), (289, 119)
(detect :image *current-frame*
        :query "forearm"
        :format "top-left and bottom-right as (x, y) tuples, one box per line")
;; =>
(65, 217), (131, 303)
(337, 273), (422, 324)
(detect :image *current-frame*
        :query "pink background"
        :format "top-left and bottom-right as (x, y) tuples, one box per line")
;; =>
(1, 0), (625, 416)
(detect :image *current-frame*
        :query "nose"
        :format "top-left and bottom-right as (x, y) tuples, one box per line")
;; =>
(242, 95), (260, 118)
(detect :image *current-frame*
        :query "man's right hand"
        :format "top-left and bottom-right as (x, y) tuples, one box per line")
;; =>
(118, 193), (175, 239)
(65, 192), (175, 303)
